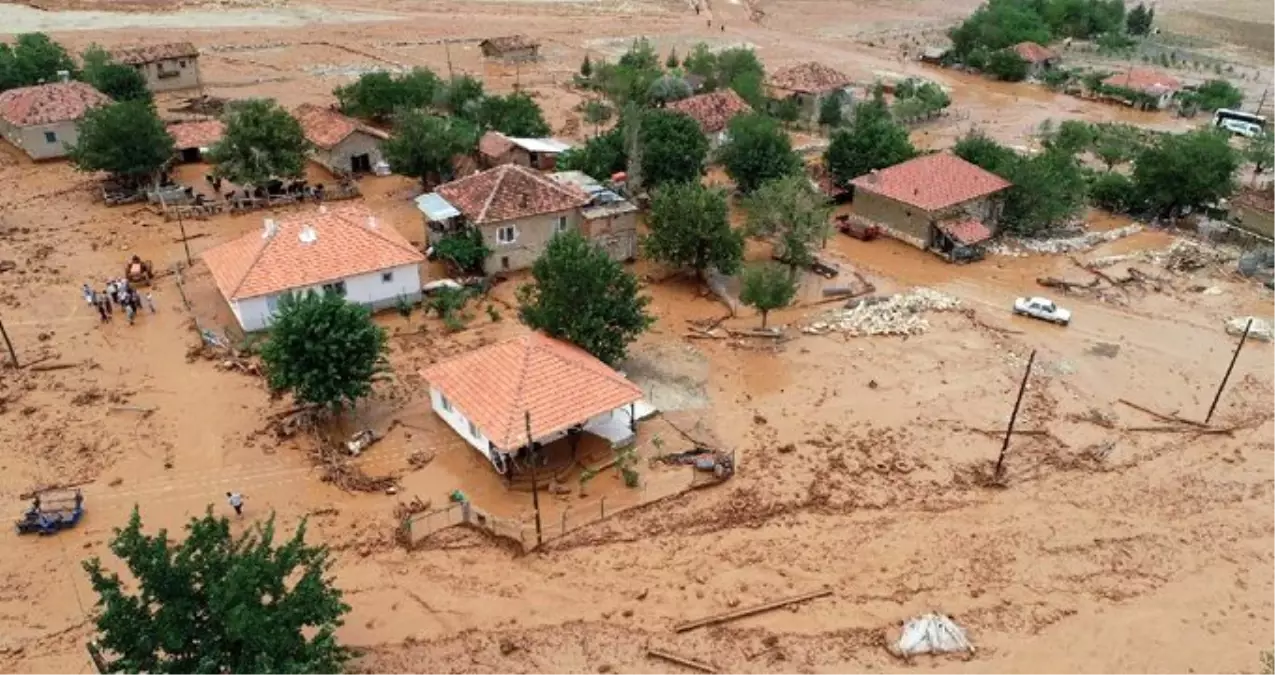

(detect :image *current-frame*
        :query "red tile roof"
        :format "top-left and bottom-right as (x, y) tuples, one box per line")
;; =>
(667, 90), (753, 134)
(478, 130), (516, 158)
(167, 120), (224, 149)
(421, 333), (643, 451)
(1101, 68), (1182, 94)
(436, 163), (590, 224)
(110, 42), (199, 65)
(850, 152), (1011, 212)
(201, 204), (424, 301)
(767, 61), (853, 94)
(293, 103), (387, 150)
(937, 218), (992, 245)
(0, 82), (110, 127)
(1012, 41), (1056, 64)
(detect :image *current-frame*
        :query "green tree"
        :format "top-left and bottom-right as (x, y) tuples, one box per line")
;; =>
(260, 291), (387, 409)
(719, 113), (802, 194)
(1126, 2), (1153, 35)
(12, 33), (75, 86)
(824, 92), (916, 189)
(1038, 119), (1096, 155)
(619, 38), (660, 71)
(665, 48), (679, 70)
(435, 75), (485, 118)
(948, 0), (1051, 58)
(639, 109), (708, 188)
(986, 49), (1030, 81)
(1244, 129), (1274, 183)
(682, 43), (718, 89)
(475, 92), (551, 136)
(83, 508), (349, 674)
(582, 99), (613, 135)
(739, 262), (798, 328)
(207, 99), (309, 188)
(517, 230), (652, 365)
(953, 129), (1017, 171)
(433, 228), (491, 275)
(716, 47), (765, 91)
(647, 74), (693, 106)
(728, 69), (765, 108)
(80, 44), (151, 103)
(580, 54), (593, 78)
(1182, 79), (1244, 113)
(1091, 122), (1144, 170)
(1002, 148), (1089, 233)
(382, 109), (478, 188)
(556, 126), (627, 179)
(644, 182), (743, 278)
(1088, 170), (1136, 212)
(1132, 127), (1240, 218)
(0, 45), (21, 92)
(334, 68), (440, 122)
(743, 174), (832, 274)
(818, 92), (844, 126)
(68, 101), (174, 185)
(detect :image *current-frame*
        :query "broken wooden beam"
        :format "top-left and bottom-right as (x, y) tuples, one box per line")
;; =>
(110, 405), (156, 415)
(1115, 398), (1206, 428)
(28, 362), (77, 372)
(647, 648), (717, 673)
(673, 587), (832, 633)
(727, 328), (784, 339)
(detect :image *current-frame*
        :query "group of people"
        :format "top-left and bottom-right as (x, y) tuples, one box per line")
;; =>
(83, 279), (155, 325)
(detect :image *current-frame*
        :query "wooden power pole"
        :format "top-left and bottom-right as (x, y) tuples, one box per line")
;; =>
(524, 411), (543, 547)
(995, 349), (1036, 481)
(0, 314), (17, 368)
(1206, 318), (1253, 424)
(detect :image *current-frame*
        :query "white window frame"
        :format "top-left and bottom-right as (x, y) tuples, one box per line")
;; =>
(555, 215), (568, 233)
(496, 225), (517, 244)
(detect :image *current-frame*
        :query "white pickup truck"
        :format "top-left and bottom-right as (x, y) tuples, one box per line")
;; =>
(1013, 296), (1072, 326)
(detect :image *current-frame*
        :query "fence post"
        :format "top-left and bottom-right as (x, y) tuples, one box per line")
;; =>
(561, 508), (567, 536)
(600, 496), (606, 519)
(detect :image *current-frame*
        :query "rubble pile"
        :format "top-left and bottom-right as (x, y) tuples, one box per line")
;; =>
(1087, 238), (1241, 273)
(1226, 316), (1274, 342)
(990, 224), (1143, 256)
(805, 289), (962, 337)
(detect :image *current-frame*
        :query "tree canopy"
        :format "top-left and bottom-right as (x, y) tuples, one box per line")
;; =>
(0, 33), (76, 92)
(743, 174), (832, 274)
(1126, 2), (1154, 35)
(382, 109), (478, 188)
(517, 230), (653, 366)
(739, 262), (798, 328)
(260, 291), (387, 409)
(334, 68), (440, 122)
(68, 101), (174, 184)
(1180, 79), (1244, 114)
(639, 109), (708, 188)
(1090, 122), (1145, 170)
(954, 130), (1087, 234)
(719, 113), (802, 194)
(1244, 129), (1274, 180)
(80, 45), (151, 103)
(949, 0), (1124, 59)
(435, 75), (486, 117)
(1132, 127), (1240, 218)
(986, 49), (1030, 81)
(207, 99), (310, 187)
(644, 182), (743, 278)
(556, 126), (627, 180)
(647, 74), (693, 106)
(84, 509), (349, 674)
(474, 91), (551, 137)
(824, 92), (916, 189)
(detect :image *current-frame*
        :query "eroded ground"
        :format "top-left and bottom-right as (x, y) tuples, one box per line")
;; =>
(0, 0), (1272, 671)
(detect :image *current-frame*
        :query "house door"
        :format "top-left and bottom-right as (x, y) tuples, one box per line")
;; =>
(180, 147), (201, 163)
(351, 154), (371, 173)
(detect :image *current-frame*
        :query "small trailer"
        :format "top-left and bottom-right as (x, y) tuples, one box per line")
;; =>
(15, 489), (84, 535)
(835, 214), (882, 241)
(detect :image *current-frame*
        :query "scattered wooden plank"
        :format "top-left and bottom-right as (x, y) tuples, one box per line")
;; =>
(20, 354), (55, 369)
(1123, 425), (1235, 435)
(110, 405), (156, 416)
(727, 328), (784, 339)
(28, 362), (77, 372)
(967, 428), (1047, 436)
(173, 232), (208, 244)
(674, 587), (832, 633)
(684, 331), (726, 340)
(1116, 398), (1206, 428)
(648, 648), (717, 673)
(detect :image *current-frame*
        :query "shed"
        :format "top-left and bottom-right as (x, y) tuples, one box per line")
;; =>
(479, 35), (541, 62)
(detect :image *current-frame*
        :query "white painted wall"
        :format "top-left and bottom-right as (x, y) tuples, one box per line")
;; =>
(429, 386), (493, 460)
(229, 262), (422, 332)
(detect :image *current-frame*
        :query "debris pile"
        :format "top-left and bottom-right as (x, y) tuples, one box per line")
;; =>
(989, 224), (1143, 256)
(1237, 249), (1275, 287)
(1225, 316), (1273, 342)
(890, 613), (974, 658)
(1091, 238), (1240, 273)
(804, 289), (962, 337)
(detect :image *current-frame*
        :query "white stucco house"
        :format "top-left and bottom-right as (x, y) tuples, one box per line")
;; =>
(293, 103), (389, 175)
(201, 205), (425, 332)
(420, 333), (645, 476)
(0, 81), (111, 160)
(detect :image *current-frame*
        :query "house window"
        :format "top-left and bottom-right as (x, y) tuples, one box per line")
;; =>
(44, 131), (57, 143)
(179, 60), (187, 68)
(321, 281), (347, 297)
(555, 216), (568, 233)
(439, 393), (452, 412)
(467, 420), (480, 438)
(381, 271), (394, 283)
(266, 294), (280, 314)
(496, 225), (517, 244)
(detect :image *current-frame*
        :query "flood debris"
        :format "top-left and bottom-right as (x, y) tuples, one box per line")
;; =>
(890, 613), (974, 659)
(804, 289), (961, 336)
(989, 224), (1142, 256)
(673, 587), (833, 633)
(1226, 316), (1273, 342)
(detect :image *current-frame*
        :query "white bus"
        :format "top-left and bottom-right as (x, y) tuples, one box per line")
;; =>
(1213, 108), (1267, 138)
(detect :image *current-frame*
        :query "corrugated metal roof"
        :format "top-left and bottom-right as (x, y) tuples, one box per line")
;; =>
(414, 193), (461, 221)
(507, 137), (573, 153)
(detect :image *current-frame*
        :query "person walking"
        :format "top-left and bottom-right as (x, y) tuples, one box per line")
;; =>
(125, 300), (136, 325)
(96, 298), (109, 323)
(226, 491), (244, 516)
(145, 292), (156, 314)
(82, 284), (94, 305)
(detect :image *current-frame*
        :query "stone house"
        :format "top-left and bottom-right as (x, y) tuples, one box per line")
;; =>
(765, 61), (854, 123)
(167, 120), (224, 163)
(549, 170), (640, 261)
(110, 42), (201, 93)
(478, 131), (572, 170)
(201, 204), (425, 332)
(0, 81), (111, 160)
(1011, 41), (1058, 79)
(293, 104), (389, 175)
(1101, 68), (1182, 110)
(418, 164), (592, 274)
(666, 89), (753, 147)
(479, 35), (541, 62)
(849, 152), (1011, 260)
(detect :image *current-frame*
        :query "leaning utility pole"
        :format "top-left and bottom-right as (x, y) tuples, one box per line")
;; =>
(995, 349), (1036, 481)
(0, 314), (17, 368)
(1205, 318), (1253, 424)
(524, 410), (543, 547)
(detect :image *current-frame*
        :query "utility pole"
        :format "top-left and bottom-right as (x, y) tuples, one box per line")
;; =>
(0, 314), (17, 368)
(176, 207), (192, 266)
(1205, 318), (1252, 425)
(1255, 86), (1269, 116)
(444, 40), (454, 80)
(995, 349), (1036, 481)
(524, 410), (543, 547)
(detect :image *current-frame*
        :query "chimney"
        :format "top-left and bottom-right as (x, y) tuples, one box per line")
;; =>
(366, 216), (379, 229)
(262, 218), (278, 239)
(57, 70), (70, 82)
(299, 225), (318, 244)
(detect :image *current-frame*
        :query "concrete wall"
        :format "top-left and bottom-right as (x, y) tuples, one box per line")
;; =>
(429, 386), (494, 460)
(854, 191), (1001, 249)
(230, 262), (422, 332)
(313, 130), (385, 175)
(479, 209), (580, 274)
(581, 210), (639, 261)
(1233, 203), (1275, 238)
(135, 57), (201, 93)
(0, 120), (81, 159)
